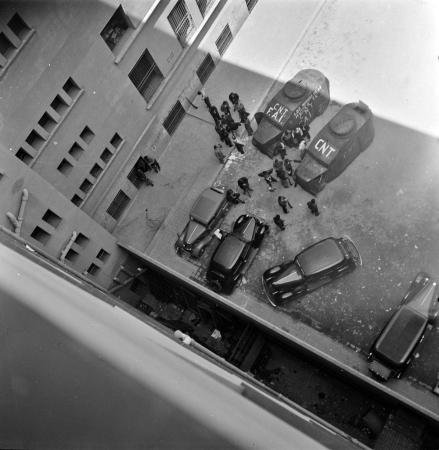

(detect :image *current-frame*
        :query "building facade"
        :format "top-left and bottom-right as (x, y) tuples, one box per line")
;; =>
(0, 0), (257, 287)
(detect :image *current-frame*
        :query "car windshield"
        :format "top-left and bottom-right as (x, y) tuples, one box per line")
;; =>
(190, 188), (224, 226)
(296, 239), (344, 276)
(273, 263), (303, 286)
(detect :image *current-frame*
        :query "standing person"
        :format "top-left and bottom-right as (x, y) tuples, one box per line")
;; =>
(237, 176), (253, 197)
(209, 105), (221, 122)
(216, 121), (232, 147)
(258, 169), (277, 192)
(221, 100), (232, 117)
(232, 135), (245, 154)
(275, 165), (289, 188)
(229, 92), (239, 106)
(283, 158), (294, 185)
(300, 122), (311, 140)
(226, 188), (245, 204)
(298, 139), (307, 160)
(235, 101), (253, 135)
(281, 129), (294, 147)
(274, 141), (287, 159)
(273, 158), (283, 172)
(213, 144), (226, 163)
(273, 214), (285, 231)
(307, 198), (320, 216)
(278, 196), (292, 214)
(198, 89), (212, 109)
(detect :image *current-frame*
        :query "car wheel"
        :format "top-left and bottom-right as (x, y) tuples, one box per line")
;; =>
(209, 280), (222, 293)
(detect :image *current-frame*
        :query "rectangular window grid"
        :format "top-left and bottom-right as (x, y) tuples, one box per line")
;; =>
(196, 53), (215, 84)
(168, 0), (195, 47)
(196, 0), (214, 17)
(215, 24), (233, 56)
(107, 190), (130, 220)
(163, 101), (185, 135)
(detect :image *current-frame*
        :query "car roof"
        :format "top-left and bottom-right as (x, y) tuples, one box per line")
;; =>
(212, 235), (246, 271)
(296, 238), (344, 276)
(373, 307), (428, 367)
(190, 188), (225, 226)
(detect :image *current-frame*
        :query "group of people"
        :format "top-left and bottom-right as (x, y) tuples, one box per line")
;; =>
(198, 89), (254, 161)
(134, 155), (161, 186)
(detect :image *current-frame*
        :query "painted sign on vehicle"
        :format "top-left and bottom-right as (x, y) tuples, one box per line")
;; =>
(264, 101), (291, 127)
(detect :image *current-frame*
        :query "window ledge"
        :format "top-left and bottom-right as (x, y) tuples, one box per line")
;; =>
(0, 29), (35, 81)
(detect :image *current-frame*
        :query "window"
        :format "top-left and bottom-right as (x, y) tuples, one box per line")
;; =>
(16, 148), (33, 165)
(79, 179), (93, 193)
(86, 263), (100, 276)
(129, 48), (164, 102)
(196, 0), (214, 17)
(163, 101), (185, 135)
(215, 24), (233, 56)
(42, 209), (62, 228)
(107, 190), (130, 220)
(110, 133), (122, 148)
(50, 95), (69, 115)
(38, 112), (57, 133)
(0, 32), (15, 59)
(80, 126), (95, 144)
(30, 226), (51, 245)
(96, 249), (110, 262)
(196, 53), (215, 84)
(57, 159), (73, 175)
(245, 0), (259, 12)
(25, 129), (45, 150)
(62, 77), (80, 100)
(75, 233), (89, 248)
(100, 148), (113, 163)
(127, 163), (142, 189)
(90, 163), (103, 178)
(168, 0), (195, 47)
(65, 249), (79, 263)
(7, 13), (31, 40)
(71, 194), (83, 207)
(100, 5), (132, 51)
(68, 142), (84, 160)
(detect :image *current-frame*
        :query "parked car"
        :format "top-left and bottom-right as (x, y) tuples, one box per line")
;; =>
(368, 272), (438, 381)
(262, 237), (361, 307)
(252, 69), (330, 157)
(175, 186), (230, 258)
(207, 214), (269, 294)
(295, 101), (374, 195)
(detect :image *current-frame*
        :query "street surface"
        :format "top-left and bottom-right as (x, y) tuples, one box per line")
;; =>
(115, 0), (439, 414)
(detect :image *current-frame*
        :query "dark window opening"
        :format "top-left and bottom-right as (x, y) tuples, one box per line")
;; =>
(71, 194), (83, 207)
(65, 248), (79, 263)
(50, 95), (69, 115)
(163, 101), (185, 135)
(16, 148), (33, 165)
(0, 32), (15, 58)
(100, 148), (113, 163)
(196, 0), (214, 17)
(100, 5), (132, 51)
(75, 232), (90, 248)
(68, 142), (84, 160)
(110, 133), (122, 148)
(42, 209), (62, 228)
(38, 112), (57, 133)
(127, 158), (145, 188)
(80, 126), (95, 144)
(107, 190), (130, 220)
(168, 0), (195, 47)
(129, 48), (164, 102)
(57, 159), (73, 175)
(25, 130), (45, 150)
(130, 278), (148, 296)
(7, 13), (31, 40)
(215, 24), (233, 56)
(30, 226), (51, 245)
(196, 53), (215, 84)
(90, 163), (103, 178)
(245, 0), (259, 12)
(86, 263), (100, 276)
(63, 77), (80, 99)
(79, 179), (93, 194)
(96, 249), (110, 262)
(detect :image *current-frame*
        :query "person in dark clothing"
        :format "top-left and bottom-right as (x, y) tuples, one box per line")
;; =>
(237, 176), (253, 197)
(198, 90), (212, 109)
(278, 196), (292, 214)
(221, 100), (232, 117)
(300, 122), (311, 140)
(274, 141), (287, 159)
(275, 165), (289, 188)
(209, 105), (221, 122)
(229, 92), (239, 106)
(226, 188), (245, 204)
(213, 144), (226, 163)
(232, 135), (245, 154)
(137, 156), (151, 173)
(273, 158), (283, 172)
(145, 156), (160, 173)
(273, 214), (285, 231)
(283, 158), (294, 185)
(281, 129), (294, 147)
(216, 122), (232, 147)
(222, 114), (240, 134)
(258, 169), (278, 191)
(307, 198), (320, 216)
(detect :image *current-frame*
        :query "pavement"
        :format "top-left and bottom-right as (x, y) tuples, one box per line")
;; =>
(115, 0), (439, 418)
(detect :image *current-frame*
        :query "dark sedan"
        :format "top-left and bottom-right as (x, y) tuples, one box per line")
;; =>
(295, 101), (374, 195)
(206, 214), (269, 294)
(175, 186), (229, 258)
(368, 272), (438, 381)
(252, 69), (330, 157)
(262, 237), (361, 307)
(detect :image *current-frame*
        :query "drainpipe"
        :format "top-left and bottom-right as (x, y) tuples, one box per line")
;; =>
(59, 231), (77, 263)
(6, 189), (28, 235)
